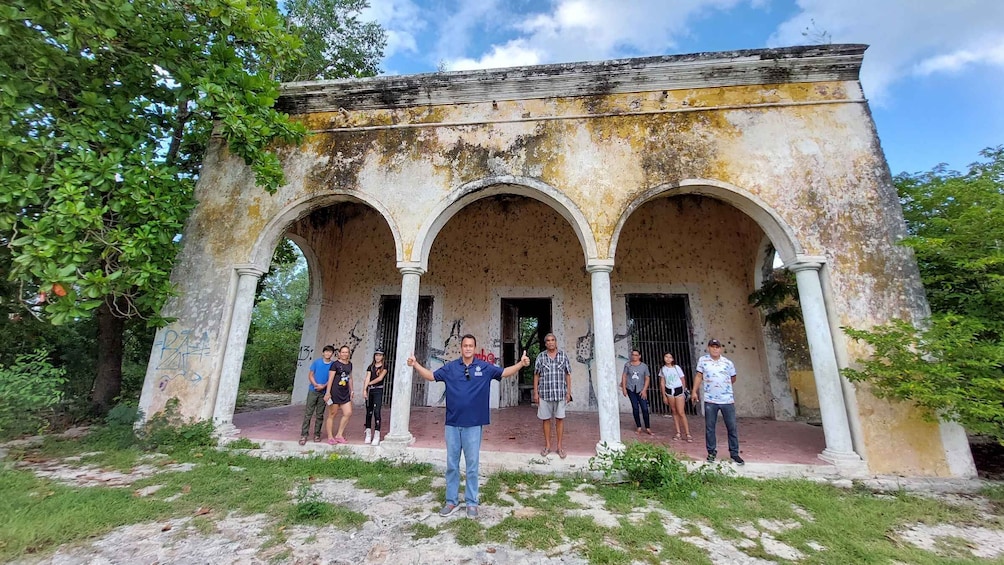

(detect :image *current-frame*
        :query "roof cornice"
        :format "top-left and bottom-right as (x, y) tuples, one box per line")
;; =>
(277, 44), (867, 115)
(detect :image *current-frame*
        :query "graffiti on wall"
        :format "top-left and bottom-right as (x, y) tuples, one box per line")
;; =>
(297, 345), (314, 367)
(573, 320), (639, 409)
(575, 325), (597, 409)
(429, 319), (464, 367)
(347, 321), (363, 357)
(153, 328), (210, 391)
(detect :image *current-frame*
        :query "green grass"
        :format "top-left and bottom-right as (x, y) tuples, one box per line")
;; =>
(410, 522), (438, 540)
(445, 517), (485, 545)
(1, 430), (1002, 565)
(0, 469), (175, 558)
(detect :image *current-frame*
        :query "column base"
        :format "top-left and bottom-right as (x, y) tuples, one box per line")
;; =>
(819, 448), (868, 477)
(213, 423), (241, 439)
(380, 432), (415, 450)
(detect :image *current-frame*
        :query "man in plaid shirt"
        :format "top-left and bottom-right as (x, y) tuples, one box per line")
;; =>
(533, 333), (573, 459)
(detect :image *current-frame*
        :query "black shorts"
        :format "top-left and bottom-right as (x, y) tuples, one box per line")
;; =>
(665, 386), (684, 398)
(331, 386), (351, 405)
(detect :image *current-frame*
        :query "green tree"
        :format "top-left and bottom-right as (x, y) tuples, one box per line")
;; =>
(242, 243), (309, 391)
(278, 0), (386, 81)
(0, 0), (383, 412)
(843, 147), (1004, 443)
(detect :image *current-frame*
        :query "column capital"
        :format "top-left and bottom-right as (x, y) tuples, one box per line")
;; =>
(235, 264), (266, 278)
(786, 255), (826, 273)
(586, 258), (615, 274)
(397, 261), (426, 276)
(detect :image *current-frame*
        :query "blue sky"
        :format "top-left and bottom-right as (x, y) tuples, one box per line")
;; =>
(360, 0), (1004, 176)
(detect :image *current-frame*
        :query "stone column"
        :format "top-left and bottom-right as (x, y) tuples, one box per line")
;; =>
(587, 261), (623, 452)
(212, 265), (265, 431)
(789, 260), (860, 463)
(291, 298), (323, 404)
(382, 264), (425, 448)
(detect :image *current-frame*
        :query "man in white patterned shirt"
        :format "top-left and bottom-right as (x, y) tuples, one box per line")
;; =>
(533, 333), (573, 459)
(692, 339), (744, 465)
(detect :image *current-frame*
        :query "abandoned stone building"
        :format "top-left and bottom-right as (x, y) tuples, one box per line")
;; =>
(138, 43), (976, 478)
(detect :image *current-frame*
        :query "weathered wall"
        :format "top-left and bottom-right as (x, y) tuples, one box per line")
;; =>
(140, 45), (963, 476)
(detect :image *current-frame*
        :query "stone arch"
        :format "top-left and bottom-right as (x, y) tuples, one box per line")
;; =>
(249, 192), (405, 269)
(283, 232), (323, 304)
(411, 176), (598, 270)
(242, 192), (401, 405)
(609, 179), (803, 264)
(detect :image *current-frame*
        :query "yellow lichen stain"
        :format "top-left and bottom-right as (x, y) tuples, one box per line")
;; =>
(247, 200), (262, 222)
(285, 81), (853, 135)
(856, 389), (951, 476)
(787, 370), (819, 411)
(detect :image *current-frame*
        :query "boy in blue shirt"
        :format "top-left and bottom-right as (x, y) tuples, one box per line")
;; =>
(299, 345), (335, 445)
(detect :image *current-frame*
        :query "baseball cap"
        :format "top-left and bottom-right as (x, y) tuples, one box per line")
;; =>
(707, 339), (722, 347)
(375, 348), (385, 355)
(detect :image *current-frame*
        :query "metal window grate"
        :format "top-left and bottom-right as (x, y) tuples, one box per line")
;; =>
(625, 294), (696, 415)
(376, 296), (433, 406)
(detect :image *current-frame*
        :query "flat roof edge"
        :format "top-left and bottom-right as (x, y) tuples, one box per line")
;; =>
(277, 44), (867, 114)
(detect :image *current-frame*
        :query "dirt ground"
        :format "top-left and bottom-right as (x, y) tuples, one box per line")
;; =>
(235, 392), (292, 414)
(4, 431), (1004, 565)
(9, 453), (1004, 565)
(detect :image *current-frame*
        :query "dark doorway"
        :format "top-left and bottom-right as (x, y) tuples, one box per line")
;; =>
(501, 298), (552, 406)
(625, 294), (696, 415)
(376, 296), (433, 406)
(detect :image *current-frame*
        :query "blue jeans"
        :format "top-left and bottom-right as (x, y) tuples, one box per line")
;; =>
(444, 425), (482, 507)
(704, 402), (739, 457)
(627, 389), (650, 429)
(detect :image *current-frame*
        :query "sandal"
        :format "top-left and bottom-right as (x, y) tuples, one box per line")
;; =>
(540, 447), (551, 457)
(557, 449), (567, 459)
(686, 434), (693, 443)
(673, 433), (681, 441)
(313, 435), (321, 442)
(298, 436), (307, 446)
(327, 438), (336, 445)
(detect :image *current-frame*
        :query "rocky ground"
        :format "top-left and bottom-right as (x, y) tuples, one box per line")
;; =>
(5, 398), (1003, 564)
(5, 443), (1004, 565)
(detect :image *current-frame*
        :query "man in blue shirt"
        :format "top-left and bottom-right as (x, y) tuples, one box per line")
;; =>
(408, 334), (529, 519)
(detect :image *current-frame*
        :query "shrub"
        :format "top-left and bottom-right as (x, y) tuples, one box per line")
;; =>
(290, 484), (334, 523)
(590, 441), (720, 498)
(0, 350), (67, 437)
(141, 398), (216, 452)
(85, 401), (144, 449)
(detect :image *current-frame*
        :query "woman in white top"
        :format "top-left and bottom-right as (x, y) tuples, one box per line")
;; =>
(660, 353), (692, 441)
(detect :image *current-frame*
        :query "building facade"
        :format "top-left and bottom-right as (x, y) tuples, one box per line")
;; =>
(138, 44), (976, 478)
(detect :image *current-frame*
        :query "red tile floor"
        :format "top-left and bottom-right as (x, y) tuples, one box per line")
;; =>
(234, 404), (828, 465)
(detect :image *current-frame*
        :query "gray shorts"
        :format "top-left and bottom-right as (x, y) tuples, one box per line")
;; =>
(537, 399), (567, 420)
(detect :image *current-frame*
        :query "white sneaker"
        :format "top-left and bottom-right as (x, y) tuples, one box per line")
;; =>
(364, 428), (372, 444)
(371, 431), (380, 446)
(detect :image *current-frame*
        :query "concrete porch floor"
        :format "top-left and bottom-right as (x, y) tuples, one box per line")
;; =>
(233, 404), (829, 467)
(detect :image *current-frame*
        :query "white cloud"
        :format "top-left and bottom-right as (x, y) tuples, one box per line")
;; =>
(363, 0), (425, 58)
(444, 0), (757, 71)
(768, 0), (1004, 102)
(432, 0), (505, 67)
(447, 40), (542, 71)
(913, 39), (1004, 75)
